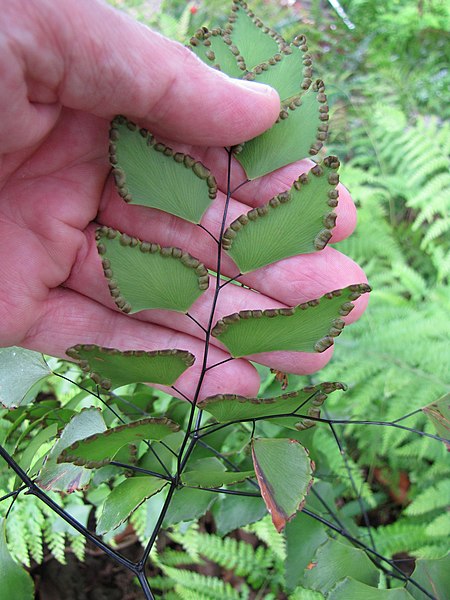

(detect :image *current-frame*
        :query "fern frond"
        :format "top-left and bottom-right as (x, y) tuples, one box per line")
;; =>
(425, 512), (450, 537)
(172, 530), (274, 589)
(25, 501), (45, 563)
(44, 525), (66, 565)
(289, 588), (325, 600)
(159, 548), (200, 567)
(422, 217), (450, 247)
(174, 586), (217, 600)
(245, 515), (287, 560)
(148, 574), (175, 591)
(68, 533), (86, 562)
(162, 565), (250, 600)
(371, 520), (432, 556)
(405, 480), (450, 516)
(6, 510), (30, 567)
(168, 522), (201, 562)
(414, 543), (450, 559)
(314, 428), (376, 507)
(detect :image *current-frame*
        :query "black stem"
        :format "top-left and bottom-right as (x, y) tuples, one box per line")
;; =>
(146, 445), (173, 479)
(197, 223), (219, 244)
(171, 385), (192, 403)
(391, 408), (422, 423)
(183, 485), (261, 497)
(326, 415), (377, 553)
(196, 439), (242, 471)
(176, 148), (235, 474)
(0, 484), (26, 503)
(109, 461), (173, 481)
(218, 273), (243, 290)
(194, 411), (448, 444)
(310, 487), (346, 530)
(159, 440), (179, 458)
(108, 390), (151, 417)
(139, 482), (177, 566)
(204, 356), (235, 372)
(186, 312), (208, 334)
(230, 178), (250, 196)
(137, 571), (155, 600)
(139, 148), (249, 572)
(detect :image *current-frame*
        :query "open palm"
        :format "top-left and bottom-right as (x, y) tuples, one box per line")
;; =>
(0, 0), (367, 400)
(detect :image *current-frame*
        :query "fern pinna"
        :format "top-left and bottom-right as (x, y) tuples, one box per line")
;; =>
(0, 2), (448, 599)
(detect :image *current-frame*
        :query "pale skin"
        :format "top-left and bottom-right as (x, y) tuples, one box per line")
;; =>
(0, 0), (368, 400)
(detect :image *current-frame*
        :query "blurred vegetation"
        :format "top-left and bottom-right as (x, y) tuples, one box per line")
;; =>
(1, 0), (449, 597)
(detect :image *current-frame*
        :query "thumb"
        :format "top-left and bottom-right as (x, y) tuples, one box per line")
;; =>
(6, 0), (280, 147)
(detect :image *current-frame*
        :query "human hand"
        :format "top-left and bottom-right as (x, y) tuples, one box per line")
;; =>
(0, 0), (367, 400)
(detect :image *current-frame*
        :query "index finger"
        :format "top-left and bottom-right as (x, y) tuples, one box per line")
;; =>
(1, 0), (280, 151)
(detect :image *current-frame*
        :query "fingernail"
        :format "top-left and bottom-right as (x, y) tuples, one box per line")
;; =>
(232, 79), (279, 97)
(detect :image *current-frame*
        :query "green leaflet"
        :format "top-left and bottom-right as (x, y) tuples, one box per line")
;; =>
(96, 227), (209, 314)
(58, 417), (179, 468)
(37, 409), (106, 493)
(212, 284), (371, 357)
(222, 158), (339, 273)
(304, 539), (379, 593)
(189, 27), (245, 78)
(97, 476), (168, 535)
(328, 578), (414, 600)
(0, 519), (34, 599)
(109, 116), (217, 223)
(164, 487), (217, 526)
(214, 494), (267, 536)
(285, 512), (328, 591)
(0, 347), (51, 409)
(422, 393), (450, 451)
(198, 382), (346, 430)
(251, 437), (313, 532)
(14, 424), (58, 490)
(226, 0), (281, 70)
(245, 36), (313, 101)
(290, 589), (325, 600)
(66, 344), (195, 391)
(235, 82), (327, 180)
(407, 553), (450, 600)
(182, 469), (254, 488)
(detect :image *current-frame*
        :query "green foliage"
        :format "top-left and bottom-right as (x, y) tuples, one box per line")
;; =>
(223, 159), (340, 272)
(0, 518), (34, 600)
(198, 382), (345, 430)
(109, 115), (218, 223)
(58, 416), (179, 467)
(212, 284), (370, 357)
(252, 437), (313, 532)
(97, 476), (168, 534)
(234, 85), (326, 179)
(343, 111), (450, 282)
(0, 487), (89, 567)
(96, 226), (210, 313)
(152, 521), (282, 596)
(328, 579), (414, 600)
(37, 408), (106, 492)
(0, 347), (51, 409)
(161, 565), (250, 599)
(303, 539), (379, 593)
(407, 554), (450, 600)
(67, 344), (195, 390)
